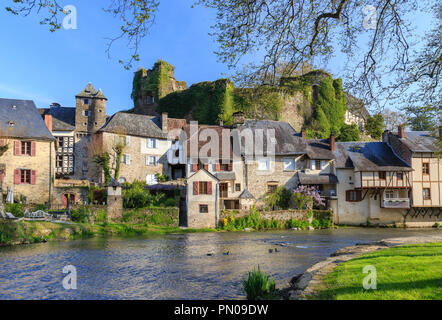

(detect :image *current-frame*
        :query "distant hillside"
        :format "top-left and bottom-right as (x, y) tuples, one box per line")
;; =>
(130, 60), (369, 139)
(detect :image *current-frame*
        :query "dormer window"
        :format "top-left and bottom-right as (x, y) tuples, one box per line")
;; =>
(8, 121), (15, 127)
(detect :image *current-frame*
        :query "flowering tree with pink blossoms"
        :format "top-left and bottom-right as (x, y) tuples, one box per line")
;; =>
(292, 185), (325, 210)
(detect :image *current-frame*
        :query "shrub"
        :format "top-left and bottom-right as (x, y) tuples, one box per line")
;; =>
(163, 197), (178, 207)
(32, 204), (47, 212)
(242, 266), (277, 300)
(123, 180), (165, 208)
(121, 207), (179, 226)
(433, 222), (440, 228)
(94, 209), (108, 225)
(71, 206), (90, 223)
(265, 186), (292, 210)
(286, 218), (310, 230)
(4, 203), (26, 217)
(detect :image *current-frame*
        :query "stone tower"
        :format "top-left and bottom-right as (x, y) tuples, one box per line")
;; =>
(75, 83), (107, 133)
(131, 60), (187, 116)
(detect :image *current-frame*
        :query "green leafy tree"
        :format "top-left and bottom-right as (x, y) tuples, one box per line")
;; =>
(405, 105), (438, 131)
(265, 186), (292, 210)
(365, 114), (385, 140)
(338, 124), (360, 142)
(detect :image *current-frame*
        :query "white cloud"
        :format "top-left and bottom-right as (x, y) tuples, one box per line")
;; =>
(0, 83), (56, 106)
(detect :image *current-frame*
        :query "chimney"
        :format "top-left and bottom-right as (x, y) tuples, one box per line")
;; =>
(398, 125), (405, 139)
(301, 128), (306, 139)
(44, 113), (52, 133)
(161, 112), (168, 133)
(330, 132), (335, 152)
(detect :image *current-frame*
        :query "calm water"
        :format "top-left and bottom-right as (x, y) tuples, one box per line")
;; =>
(0, 228), (441, 300)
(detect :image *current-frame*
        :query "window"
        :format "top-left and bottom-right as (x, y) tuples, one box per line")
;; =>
(267, 183), (278, 194)
(283, 159), (295, 171)
(199, 204), (208, 213)
(146, 156), (158, 166)
(219, 162), (232, 171)
(83, 99), (89, 104)
(384, 190), (395, 199)
(346, 190), (362, 202)
(56, 155), (63, 168)
(315, 160), (322, 170)
(21, 141), (32, 156)
(199, 182), (209, 194)
(422, 163), (429, 175)
(235, 183), (241, 192)
(147, 138), (158, 149)
(146, 174), (157, 185)
(257, 159), (270, 171)
(122, 154), (131, 165)
(397, 172), (403, 180)
(378, 171), (386, 180)
(83, 110), (90, 116)
(423, 188), (431, 200)
(20, 169), (31, 184)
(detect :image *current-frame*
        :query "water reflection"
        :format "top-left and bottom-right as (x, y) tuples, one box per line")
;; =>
(0, 228), (441, 299)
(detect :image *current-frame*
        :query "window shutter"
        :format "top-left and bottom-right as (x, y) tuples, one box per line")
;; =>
(321, 160), (325, 169)
(208, 182), (212, 195)
(14, 141), (20, 155)
(192, 164), (198, 172)
(193, 181), (199, 195)
(215, 163), (220, 171)
(311, 161), (316, 170)
(31, 141), (36, 156)
(14, 169), (20, 184)
(154, 139), (158, 148)
(30, 170), (36, 185)
(126, 136), (130, 146)
(204, 163), (208, 171)
(345, 190), (349, 201)
(126, 154), (131, 165)
(228, 162), (233, 171)
(154, 156), (158, 166)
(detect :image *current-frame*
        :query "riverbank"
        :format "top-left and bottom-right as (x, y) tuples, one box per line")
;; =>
(280, 234), (442, 300)
(0, 220), (215, 246)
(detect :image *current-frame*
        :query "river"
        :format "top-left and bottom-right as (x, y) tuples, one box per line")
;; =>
(0, 228), (441, 299)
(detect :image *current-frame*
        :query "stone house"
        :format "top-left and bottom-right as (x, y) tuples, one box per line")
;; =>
(234, 119), (337, 208)
(97, 112), (172, 185)
(173, 123), (246, 210)
(185, 168), (219, 228)
(383, 126), (442, 225)
(333, 141), (418, 225)
(0, 98), (55, 204)
(344, 93), (370, 130)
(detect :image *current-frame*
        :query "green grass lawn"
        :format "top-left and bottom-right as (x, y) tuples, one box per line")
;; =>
(312, 242), (442, 300)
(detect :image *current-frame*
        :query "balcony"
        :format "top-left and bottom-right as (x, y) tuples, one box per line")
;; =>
(383, 198), (410, 209)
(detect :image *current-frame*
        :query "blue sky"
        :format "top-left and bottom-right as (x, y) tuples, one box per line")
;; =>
(0, 1), (434, 115)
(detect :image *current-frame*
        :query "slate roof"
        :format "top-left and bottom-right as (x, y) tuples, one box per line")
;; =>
(236, 120), (309, 156)
(335, 142), (412, 172)
(306, 139), (335, 159)
(400, 131), (439, 153)
(76, 83), (107, 100)
(0, 98), (54, 140)
(182, 124), (233, 160)
(99, 112), (168, 139)
(39, 106), (76, 131)
(239, 188), (255, 199)
(215, 172), (236, 181)
(297, 172), (338, 184)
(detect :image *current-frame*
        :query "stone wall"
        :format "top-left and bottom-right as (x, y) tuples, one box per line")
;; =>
(102, 132), (171, 183)
(0, 140), (53, 204)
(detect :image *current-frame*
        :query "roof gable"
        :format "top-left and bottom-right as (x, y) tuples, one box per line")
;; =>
(0, 98), (54, 140)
